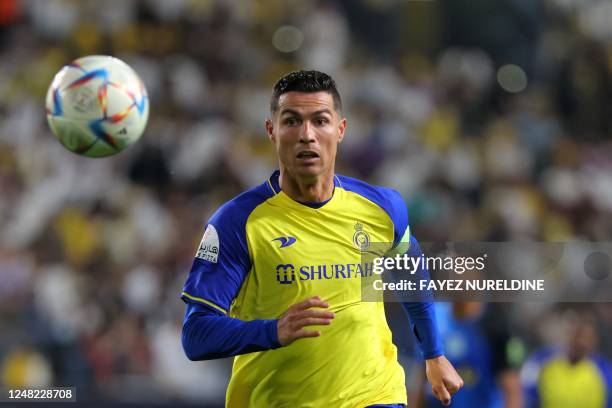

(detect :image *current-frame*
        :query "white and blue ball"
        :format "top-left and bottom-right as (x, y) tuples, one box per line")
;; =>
(45, 55), (149, 157)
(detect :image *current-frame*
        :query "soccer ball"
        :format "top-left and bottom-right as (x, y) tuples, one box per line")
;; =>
(45, 55), (149, 157)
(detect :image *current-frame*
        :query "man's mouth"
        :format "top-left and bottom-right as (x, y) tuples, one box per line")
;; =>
(296, 151), (319, 159)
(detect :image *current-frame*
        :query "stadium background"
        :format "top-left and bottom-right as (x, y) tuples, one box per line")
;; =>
(0, 0), (611, 406)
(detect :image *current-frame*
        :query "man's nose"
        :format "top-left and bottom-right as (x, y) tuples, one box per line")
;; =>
(299, 121), (315, 143)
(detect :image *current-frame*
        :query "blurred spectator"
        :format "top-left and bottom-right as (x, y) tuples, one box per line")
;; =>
(521, 309), (612, 408)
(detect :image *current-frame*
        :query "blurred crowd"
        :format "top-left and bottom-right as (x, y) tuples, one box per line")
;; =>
(0, 0), (611, 406)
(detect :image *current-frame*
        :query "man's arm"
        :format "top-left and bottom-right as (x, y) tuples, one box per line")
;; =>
(400, 235), (463, 406)
(401, 301), (443, 359)
(498, 369), (524, 408)
(182, 302), (280, 360)
(181, 195), (274, 360)
(398, 235), (443, 359)
(182, 296), (334, 360)
(400, 301), (463, 406)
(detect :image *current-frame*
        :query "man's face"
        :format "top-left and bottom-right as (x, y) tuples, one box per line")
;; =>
(266, 91), (346, 182)
(568, 319), (597, 362)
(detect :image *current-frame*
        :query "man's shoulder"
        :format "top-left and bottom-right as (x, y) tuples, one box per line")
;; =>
(209, 180), (275, 226)
(522, 346), (560, 375)
(336, 174), (406, 216)
(336, 174), (409, 245)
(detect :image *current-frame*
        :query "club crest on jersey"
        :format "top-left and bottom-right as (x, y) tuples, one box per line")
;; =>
(353, 222), (370, 251)
(195, 224), (219, 263)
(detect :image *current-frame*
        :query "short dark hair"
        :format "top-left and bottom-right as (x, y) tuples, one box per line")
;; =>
(270, 70), (342, 113)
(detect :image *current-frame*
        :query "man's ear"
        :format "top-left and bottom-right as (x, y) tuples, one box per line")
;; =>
(265, 118), (275, 143)
(337, 118), (347, 143)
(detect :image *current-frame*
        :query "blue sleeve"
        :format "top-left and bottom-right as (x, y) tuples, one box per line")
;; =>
(181, 184), (272, 313)
(520, 349), (554, 408)
(182, 302), (281, 360)
(400, 235), (445, 360)
(593, 355), (612, 408)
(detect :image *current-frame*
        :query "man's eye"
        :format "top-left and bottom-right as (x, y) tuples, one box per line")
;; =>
(315, 118), (329, 125)
(285, 118), (299, 126)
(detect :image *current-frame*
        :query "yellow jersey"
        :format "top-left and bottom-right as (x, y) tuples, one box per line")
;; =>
(182, 171), (413, 407)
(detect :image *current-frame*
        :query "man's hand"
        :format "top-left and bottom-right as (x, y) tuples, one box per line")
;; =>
(277, 296), (334, 346)
(425, 355), (463, 406)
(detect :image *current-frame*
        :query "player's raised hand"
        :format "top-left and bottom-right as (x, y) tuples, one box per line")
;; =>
(425, 355), (463, 406)
(277, 296), (335, 346)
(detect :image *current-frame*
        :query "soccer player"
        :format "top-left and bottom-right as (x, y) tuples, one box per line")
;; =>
(522, 312), (612, 408)
(181, 70), (463, 407)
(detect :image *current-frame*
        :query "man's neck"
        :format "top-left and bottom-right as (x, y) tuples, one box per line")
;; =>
(279, 170), (335, 203)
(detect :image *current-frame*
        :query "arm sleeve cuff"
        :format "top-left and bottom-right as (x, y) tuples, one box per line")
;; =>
(263, 319), (282, 348)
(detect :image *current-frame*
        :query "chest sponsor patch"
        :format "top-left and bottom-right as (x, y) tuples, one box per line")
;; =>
(195, 224), (219, 263)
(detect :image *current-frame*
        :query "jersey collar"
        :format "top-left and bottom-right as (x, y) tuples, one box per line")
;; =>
(267, 170), (342, 209)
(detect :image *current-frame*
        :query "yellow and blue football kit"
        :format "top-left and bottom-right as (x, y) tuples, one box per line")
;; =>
(181, 170), (443, 407)
(522, 347), (612, 408)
